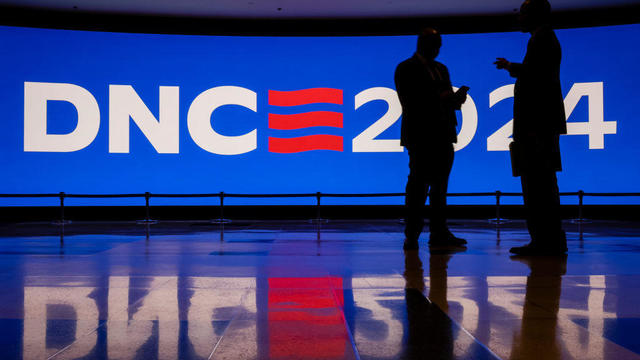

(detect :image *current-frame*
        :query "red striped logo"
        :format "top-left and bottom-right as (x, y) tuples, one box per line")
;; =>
(269, 135), (343, 153)
(268, 111), (343, 130)
(268, 88), (343, 106)
(268, 88), (343, 153)
(268, 277), (347, 359)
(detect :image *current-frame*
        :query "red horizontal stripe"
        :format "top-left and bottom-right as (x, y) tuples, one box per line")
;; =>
(268, 135), (343, 153)
(269, 310), (344, 323)
(268, 88), (343, 106)
(268, 111), (343, 130)
(269, 337), (347, 358)
(268, 277), (343, 289)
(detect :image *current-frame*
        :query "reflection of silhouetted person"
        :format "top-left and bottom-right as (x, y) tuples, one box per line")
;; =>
(402, 250), (454, 358)
(495, 0), (567, 255)
(396, 28), (469, 250)
(510, 255), (567, 359)
(427, 252), (452, 314)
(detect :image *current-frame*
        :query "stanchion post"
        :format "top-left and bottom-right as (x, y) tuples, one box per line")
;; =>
(578, 190), (584, 221)
(52, 192), (71, 225)
(137, 192), (157, 224)
(145, 192), (151, 222)
(496, 190), (501, 222)
(211, 191), (231, 224)
(489, 190), (508, 225)
(310, 192), (328, 224)
(220, 191), (225, 220)
(60, 192), (65, 224)
(571, 190), (590, 224)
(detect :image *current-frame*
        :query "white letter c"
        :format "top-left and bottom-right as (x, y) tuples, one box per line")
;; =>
(187, 86), (257, 155)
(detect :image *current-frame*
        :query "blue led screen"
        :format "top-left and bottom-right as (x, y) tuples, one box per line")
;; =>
(0, 24), (638, 205)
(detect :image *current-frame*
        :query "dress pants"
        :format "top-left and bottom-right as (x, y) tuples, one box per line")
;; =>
(404, 144), (454, 240)
(520, 169), (566, 247)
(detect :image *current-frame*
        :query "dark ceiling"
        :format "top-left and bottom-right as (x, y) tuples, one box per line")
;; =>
(1, 0), (638, 18)
(0, 0), (638, 34)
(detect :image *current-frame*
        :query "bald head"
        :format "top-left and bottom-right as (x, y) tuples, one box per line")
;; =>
(519, 0), (551, 32)
(417, 27), (442, 60)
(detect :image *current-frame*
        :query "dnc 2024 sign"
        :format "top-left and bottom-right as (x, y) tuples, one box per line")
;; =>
(1, 24), (637, 204)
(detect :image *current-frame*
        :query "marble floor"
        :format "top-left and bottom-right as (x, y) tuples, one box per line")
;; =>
(0, 219), (639, 359)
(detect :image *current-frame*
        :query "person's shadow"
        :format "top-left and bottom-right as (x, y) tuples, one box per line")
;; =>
(401, 248), (466, 359)
(510, 255), (568, 360)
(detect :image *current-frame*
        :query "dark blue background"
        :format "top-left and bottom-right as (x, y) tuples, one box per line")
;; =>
(0, 25), (637, 205)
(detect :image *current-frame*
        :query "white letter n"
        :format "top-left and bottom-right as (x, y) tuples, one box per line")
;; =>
(109, 85), (179, 153)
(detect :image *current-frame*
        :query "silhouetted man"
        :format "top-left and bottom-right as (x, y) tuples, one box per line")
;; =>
(395, 28), (469, 250)
(495, 0), (567, 255)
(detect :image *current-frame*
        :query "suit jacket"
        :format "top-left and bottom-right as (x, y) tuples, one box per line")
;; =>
(395, 54), (458, 151)
(510, 25), (567, 172)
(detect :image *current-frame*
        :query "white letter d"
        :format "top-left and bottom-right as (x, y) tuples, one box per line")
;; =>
(24, 82), (100, 152)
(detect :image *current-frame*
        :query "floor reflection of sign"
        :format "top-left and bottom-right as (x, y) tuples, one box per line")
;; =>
(268, 277), (348, 359)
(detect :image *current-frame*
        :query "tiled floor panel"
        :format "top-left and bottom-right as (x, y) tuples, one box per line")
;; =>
(0, 219), (638, 359)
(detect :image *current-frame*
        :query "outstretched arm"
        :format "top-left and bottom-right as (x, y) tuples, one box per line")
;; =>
(494, 57), (523, 78)
(495, 30), (560, 80)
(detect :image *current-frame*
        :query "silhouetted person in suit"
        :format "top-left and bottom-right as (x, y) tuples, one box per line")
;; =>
(395, 28), (469, 250)
(495, 0), (567, 255)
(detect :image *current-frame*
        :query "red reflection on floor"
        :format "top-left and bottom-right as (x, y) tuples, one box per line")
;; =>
(268, 277), (349, 359)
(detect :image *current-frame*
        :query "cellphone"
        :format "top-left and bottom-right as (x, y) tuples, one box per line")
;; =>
(459, 86), (470, 93)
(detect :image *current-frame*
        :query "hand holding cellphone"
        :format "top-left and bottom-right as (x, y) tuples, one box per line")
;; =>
(455, 86), (470, 105)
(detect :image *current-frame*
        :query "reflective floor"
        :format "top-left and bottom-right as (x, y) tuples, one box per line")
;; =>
(0, 219), (639, 359)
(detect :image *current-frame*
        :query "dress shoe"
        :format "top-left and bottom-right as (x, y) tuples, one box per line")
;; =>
(429, 231), (467, 246)
(428, 244), (467, 254)
(509, 243), (567, 256)
(510, 254), (568, 275)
